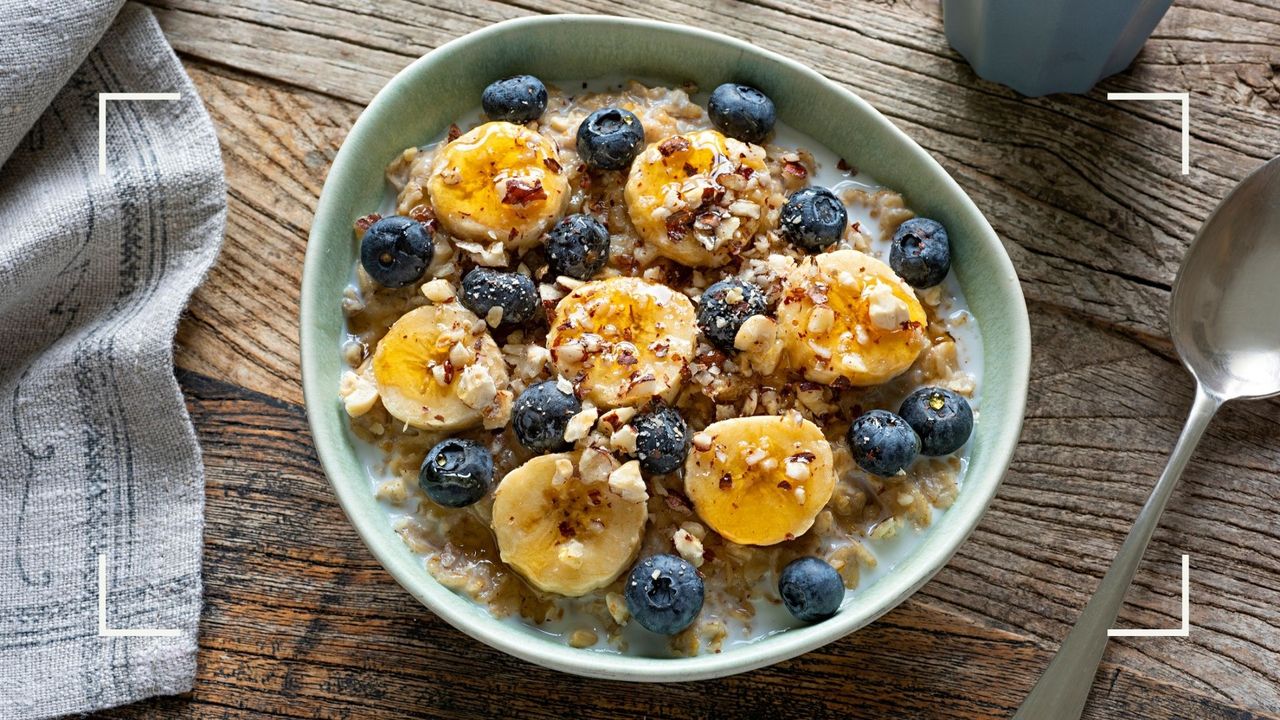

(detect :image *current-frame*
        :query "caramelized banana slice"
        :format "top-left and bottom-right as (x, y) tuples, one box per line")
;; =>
(371, 303), (511, 431)
(492, 452), (648, 597)
(427, 121), (570, 250)
(547, 277), (698, 409)
(624, 130), (775, 267)
(684, 414), (835, 546)
(777, 249), (927, 386)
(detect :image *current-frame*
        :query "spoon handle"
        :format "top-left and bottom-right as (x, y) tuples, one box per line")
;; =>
(1014, 383), (1221, 720)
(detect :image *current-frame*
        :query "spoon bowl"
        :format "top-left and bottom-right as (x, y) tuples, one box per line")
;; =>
(1172, 155), (1280, 400)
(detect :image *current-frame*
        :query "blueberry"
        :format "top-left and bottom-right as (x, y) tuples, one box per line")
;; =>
(459, 267), (539, 327)
(779, 557), (844, 622)
(625, 554), (704, 635)
(512, 380), (581, 452)
(847, 409), (920, 476)
(546, 214), (610, 280)
(632, 405), (690, 475)
(360, 215), (434, 288)
(481, 75), (547, 123)
(576, 108), (645, 172)
(419, 438), (494, 508)
(696, 279), (768, 351)
(779, 187), (848, 252)
(889, 217), (951, 288)
(898, 387), (973, 456)
(707, 83), (776, 144)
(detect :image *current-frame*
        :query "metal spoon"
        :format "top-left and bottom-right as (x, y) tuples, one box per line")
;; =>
(1015, 154), (1280, 719)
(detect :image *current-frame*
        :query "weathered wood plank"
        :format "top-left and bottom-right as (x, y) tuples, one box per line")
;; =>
(91, 368), (1280, 719)
(175, 62), (361, 405)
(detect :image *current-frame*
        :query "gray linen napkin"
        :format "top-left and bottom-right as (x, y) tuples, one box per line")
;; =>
(0, 1), (224, 717)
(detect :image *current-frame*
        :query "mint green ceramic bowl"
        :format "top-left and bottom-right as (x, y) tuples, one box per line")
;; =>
(301, 14), (1030, 681)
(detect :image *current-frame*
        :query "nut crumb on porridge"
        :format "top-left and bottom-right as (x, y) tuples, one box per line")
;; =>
(341, 76), (980, 656)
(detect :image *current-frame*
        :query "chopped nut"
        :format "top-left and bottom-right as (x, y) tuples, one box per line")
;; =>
(608, 460), (647, 503)
(679, 521), (706, 541)
(563, 405), (600, 443)
(481, 389), (513, 429)
(599, 407), (637, 431)
(807, 306), (835, 334)
(556, 375), (575, 395)
(421, 279), (455, 303)
(500, 177), (547, 205)
(556, 275), (585, 291)
(456, 364), (497, 410)
(485, 306), (504, 328)
(658, 135), (691, 156)
(692, 433), (713, 451)
(449, 342), (475, 367)
(606, 592), (630, 625)
(339, 370), (379, 417)
(558, 539), (586, 569)
(579, 448), (617, 485)
(673, 528), (705, 567)
(555, 341), (586, 363)
(785, 459), (812, 482)
(538, 282), (564, 302)
(808, 339), (832, 360)
(865, 282), (909, 330)
(726, 199), (760, 218)
(552, 457), (575, 486)
(610, 424), (638, 453)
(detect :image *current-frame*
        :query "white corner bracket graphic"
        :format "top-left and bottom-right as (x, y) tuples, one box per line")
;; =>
(98, 554), (183, 638)
(1107, 92), (1190, 175)
(98, 92), (181, 175)
(1108, 554), (1191, 638)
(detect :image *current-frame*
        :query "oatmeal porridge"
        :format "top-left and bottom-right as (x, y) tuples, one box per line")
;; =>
(337, 75), (982, 656)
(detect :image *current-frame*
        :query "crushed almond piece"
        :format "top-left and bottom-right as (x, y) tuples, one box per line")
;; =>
(610, 424), (638, 454)
(422, 279), (454, 303)
(558, 539), (585, 569)
(339, 370), (379, 417)
(608, 460), (647, 503)
(456, 364), (497, 409)
(673, 528), (705, 567)
(563, 405), (599, 443)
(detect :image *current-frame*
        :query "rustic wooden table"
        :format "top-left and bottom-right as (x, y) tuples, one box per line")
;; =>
(95, 1), (1280, 718)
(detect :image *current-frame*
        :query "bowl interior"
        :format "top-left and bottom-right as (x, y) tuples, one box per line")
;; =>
(301, 14), (1030, 682)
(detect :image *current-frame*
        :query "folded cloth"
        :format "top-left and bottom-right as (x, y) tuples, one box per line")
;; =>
(0, 1), (224, 717)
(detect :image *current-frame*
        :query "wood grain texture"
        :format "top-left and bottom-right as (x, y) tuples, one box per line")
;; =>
(92, 371), (1278, 720)
(124, 0), (1280, 716)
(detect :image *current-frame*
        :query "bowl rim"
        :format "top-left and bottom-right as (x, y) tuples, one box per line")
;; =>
(300, 13), (1030, 682)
